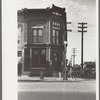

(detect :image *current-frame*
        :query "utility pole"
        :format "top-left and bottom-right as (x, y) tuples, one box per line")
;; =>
(64, 21), (72, 80)
(78, 22), (87, 68)
(72, 48), (76, 67)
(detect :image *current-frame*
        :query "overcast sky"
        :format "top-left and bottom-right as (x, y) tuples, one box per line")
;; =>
(17, 0), (97, 64)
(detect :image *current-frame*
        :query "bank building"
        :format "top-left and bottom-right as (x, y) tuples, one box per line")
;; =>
(18, 5), (67, 77)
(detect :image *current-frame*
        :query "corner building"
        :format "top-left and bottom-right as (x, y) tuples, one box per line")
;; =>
(18, 5), (67, 77)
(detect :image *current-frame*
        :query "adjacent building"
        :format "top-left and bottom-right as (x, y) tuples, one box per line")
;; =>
(18, 5), (67, 77)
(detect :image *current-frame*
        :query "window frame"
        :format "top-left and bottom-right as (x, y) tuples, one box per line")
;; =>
(32, 28), (43, 43)
(18, 51), (22, 57)
(52, 29), (59, 44)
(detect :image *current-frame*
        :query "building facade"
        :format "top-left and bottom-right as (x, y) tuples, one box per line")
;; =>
(18, 5), (67, 77)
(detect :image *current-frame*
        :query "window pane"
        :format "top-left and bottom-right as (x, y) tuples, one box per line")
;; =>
(33, 30), (37, 36)
(56, 31), (59, 37)
(33, 37), (37, 43)
(53, 30), (55, 36)
(38, 37), (42, 43)
(18, 51), (22, 57)
(41, 50), (45, 55)
(56, 38), (59, 43)
(57, 23), (59, 26)
(53, 37), (55, 43)
(38, 30), (42, 36)
(53, 22), (54, 25)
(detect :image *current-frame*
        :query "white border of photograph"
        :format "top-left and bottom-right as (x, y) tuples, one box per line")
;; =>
(2, 0), (99, 100)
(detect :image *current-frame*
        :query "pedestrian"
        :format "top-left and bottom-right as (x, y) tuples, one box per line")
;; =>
(68, 67), (76, 81)
(68, 67), (73, 78)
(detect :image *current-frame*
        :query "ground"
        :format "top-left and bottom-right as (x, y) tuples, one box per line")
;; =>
(18, 78), (96, 100)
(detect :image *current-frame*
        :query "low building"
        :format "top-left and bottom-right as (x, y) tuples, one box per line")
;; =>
(17, 5), (67, 77)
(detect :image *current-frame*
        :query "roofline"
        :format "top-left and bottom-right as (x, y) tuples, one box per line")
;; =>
(18, 4), (66, 12)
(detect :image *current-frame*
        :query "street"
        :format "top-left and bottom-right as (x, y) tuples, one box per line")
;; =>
(18, 79), (96, 100)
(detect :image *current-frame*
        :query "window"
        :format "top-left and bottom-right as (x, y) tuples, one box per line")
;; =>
(52, 29), (59, 44)
(58, 23), (60, 26)
(55, 23), (57, 25)
(57, 23), (59, 26)
(38, 30), (43, 43)
(56, 31), (59, 43)
(33, 30), (38, 43)
(53, 30), (56, 43)
(32, 29), (43, 43)
(41, 50), (46, 55)
(40, 49), (46, 64)
(52, 22), (60, 26)
(32, 49), (46, 65)
(53, 22), (55, 25)
(18, 51), (22, 57)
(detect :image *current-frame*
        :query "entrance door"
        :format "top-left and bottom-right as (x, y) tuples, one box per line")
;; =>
(32, 49), (39, 68)
(53, 54), (61, 72)
(32, 49), (46, 68)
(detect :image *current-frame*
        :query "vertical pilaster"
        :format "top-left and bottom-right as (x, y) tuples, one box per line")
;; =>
(22, 49), (24, 75)
(30, 48), (32, 69)
(49, 48), (50, 61)
(49, 19), (51, 43)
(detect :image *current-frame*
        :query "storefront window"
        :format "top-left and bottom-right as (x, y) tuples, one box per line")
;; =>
(40, 49), (46, 64)
(41, 50), (45, 55)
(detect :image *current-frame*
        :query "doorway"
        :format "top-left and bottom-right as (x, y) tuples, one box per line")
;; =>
(53, 53), (61, 72)
(32, 49), (46, 68)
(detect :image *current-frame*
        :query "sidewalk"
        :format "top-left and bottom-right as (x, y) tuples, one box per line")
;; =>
(18, 76), (90, 82)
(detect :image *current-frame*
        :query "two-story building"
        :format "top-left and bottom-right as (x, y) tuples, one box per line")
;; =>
(18, 5), (67, 77)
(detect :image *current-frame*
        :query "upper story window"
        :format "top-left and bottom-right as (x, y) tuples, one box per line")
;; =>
(52, 22), (60, 26)
(52, 29), (59, 44)
(32, 29), (43, 43)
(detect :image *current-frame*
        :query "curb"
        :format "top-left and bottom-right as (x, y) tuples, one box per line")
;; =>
(18, 79), (81, 82)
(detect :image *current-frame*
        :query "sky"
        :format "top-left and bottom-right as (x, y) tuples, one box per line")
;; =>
(17, 0), (97, 64)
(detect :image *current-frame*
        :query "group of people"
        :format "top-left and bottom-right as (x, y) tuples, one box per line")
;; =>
(66, 66), (92, 80)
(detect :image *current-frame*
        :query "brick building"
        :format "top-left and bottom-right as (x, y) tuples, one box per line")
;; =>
(18, 5), (67, 77)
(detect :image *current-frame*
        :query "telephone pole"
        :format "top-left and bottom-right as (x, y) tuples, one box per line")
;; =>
(64, 21), (72, 80)
(78, 22), (87, 68)
(72, 48), (76, 67)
